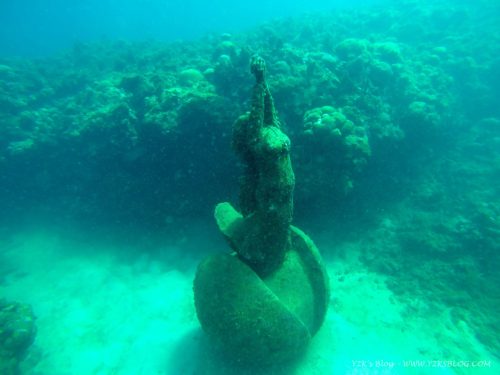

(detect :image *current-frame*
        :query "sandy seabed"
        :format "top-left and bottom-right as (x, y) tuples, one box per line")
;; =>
(1, 223), (497, 375)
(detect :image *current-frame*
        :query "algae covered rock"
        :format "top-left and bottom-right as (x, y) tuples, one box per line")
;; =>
(402, 100), (442, 140)
(178, 68), (205, 86)
(374, 42), (403, 64)
(301, 105), (371, 196)
(335, 38), (370, 61)
(0, 299), (37, 375)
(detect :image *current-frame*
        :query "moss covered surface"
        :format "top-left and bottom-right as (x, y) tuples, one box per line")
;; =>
(194, 226), (329, 366)
(194, 253), (311, 366)
(0, 299), (36, 375)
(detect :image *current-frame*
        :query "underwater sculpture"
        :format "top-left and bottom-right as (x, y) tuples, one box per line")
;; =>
(194, 56), (329, 366)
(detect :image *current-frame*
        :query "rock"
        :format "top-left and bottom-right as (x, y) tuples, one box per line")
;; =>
(178, 68), (205, 86)
(0, 299), (37, 375)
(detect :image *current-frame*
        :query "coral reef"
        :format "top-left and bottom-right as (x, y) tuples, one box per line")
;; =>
(2, 1), (496, 223)
(0, 299), (37, 375)
(301, 105), (371, 196)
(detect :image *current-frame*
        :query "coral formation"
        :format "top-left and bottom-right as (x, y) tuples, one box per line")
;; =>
(297, 105), (371, 204)
(0, 299), (37, 375)
(0, 1), (481, 222)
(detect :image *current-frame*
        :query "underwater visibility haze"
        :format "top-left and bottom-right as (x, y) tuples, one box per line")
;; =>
(0, 0), (499, 374)
(0, 0), (376, 57)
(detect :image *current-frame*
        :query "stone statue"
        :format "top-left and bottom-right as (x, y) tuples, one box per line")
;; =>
(194, 56), (329, 367)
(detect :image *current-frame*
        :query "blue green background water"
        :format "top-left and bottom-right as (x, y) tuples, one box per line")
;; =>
(0, 0), (375, 57)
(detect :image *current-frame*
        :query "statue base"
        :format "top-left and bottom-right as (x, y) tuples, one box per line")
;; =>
(194, 203), (329, 365)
